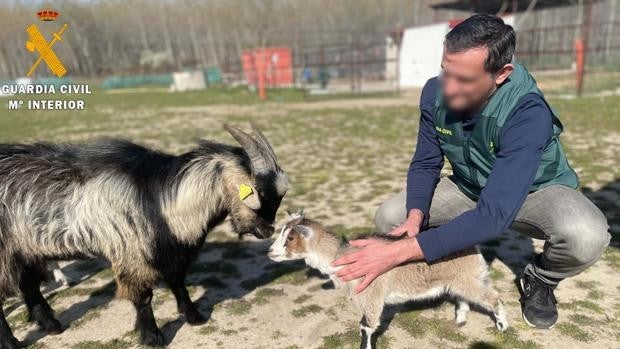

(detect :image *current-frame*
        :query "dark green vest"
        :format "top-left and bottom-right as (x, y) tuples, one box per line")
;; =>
(433, 63), (579, 199)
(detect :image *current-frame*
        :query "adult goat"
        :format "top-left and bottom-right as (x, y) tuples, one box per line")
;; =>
(0, 125), (288, 348)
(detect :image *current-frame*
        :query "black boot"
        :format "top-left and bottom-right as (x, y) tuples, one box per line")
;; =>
(520, 273), (558, 329)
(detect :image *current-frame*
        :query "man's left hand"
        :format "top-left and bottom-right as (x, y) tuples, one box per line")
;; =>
(332, 238), (424, 293)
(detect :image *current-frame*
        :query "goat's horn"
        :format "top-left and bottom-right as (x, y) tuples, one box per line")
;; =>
(224, 124), (275, 174)
(251, 122), (279, 171)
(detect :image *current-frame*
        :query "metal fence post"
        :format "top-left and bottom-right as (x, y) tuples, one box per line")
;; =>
(577, 0), (594, 96)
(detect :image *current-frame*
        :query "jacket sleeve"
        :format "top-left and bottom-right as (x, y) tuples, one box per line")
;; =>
(406, 78), (444, 222)
(416, 94), (553, 262)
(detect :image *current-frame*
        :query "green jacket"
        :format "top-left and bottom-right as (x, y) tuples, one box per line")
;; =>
(433, 64), (579, 199)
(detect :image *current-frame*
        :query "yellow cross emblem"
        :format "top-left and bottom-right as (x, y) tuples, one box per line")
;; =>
(25, 23), (69, 77)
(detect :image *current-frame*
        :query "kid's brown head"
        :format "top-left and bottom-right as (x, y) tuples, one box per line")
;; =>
(268, 210), (318, 261)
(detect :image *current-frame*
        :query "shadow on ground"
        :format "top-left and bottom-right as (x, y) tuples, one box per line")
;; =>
(583, 179), (620, 248)
(10, 238), (310, 347)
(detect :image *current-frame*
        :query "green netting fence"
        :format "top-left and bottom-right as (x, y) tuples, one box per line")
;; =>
(101, 68), (222, 90)
(101, 74), (173, 90)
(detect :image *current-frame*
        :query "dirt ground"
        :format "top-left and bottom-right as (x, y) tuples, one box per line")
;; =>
(2, 92), (619, 349)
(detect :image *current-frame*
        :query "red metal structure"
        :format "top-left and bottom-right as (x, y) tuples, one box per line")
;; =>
(242, 47), (293, 99)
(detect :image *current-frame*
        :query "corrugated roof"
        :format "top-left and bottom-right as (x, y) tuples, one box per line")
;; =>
(430, 0), (582, 13)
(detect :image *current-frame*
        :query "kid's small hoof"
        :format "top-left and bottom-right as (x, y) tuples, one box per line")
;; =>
(141, 329), (166, 347)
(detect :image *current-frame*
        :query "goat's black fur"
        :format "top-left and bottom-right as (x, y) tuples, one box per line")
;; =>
(0, 132), (286, 347)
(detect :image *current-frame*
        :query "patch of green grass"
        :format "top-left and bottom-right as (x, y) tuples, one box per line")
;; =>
(478, 327), (541, 349)
(0, 86), (312, 140)
(328, 225), (376, 240)
(253, 287), (286, 304)
(602, 248), (620, 270)
(152, 289), (174, 308)
(93, 268), (115, 279)
(568, 313), (600, 326)
(271, 268), (310, 286)
(72, 304), (109, 328)
(7, 309), (29, 329)
(556, 322), (594, 342)
(224, 299), (252, 316)
(489, 267), (505, 281)
(560, 299), (604, 314)
(222, 329), (238, 336)
(25, 343), (47, 349)
(241, 262), (308, 289)
(89, 282), (117, 298)
(291, 304), (323, 318)
(587, 289), (604, 300)
(47, 281), (116, 306)
(325, 306), (340, 321)
(319, 329), (360, 349)
(574, 280), (601, 290)
(394, 310), (467, 342)
(318, 328), (393, 349)
(122, 329), (139, 342)
(293, 294), (313, 304)
(218, 287), (286, 317)
(271, 330), (285, 339)
(199, 324), (219, 335)
(71, 339), (133, 349)
(393, 311), (427, 337)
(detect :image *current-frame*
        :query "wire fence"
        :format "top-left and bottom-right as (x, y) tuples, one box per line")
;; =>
(517, 20), (620, 96)
(225, 19), (620, 97)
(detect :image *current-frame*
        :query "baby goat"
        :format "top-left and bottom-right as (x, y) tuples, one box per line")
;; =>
(268, 212), (508, 349)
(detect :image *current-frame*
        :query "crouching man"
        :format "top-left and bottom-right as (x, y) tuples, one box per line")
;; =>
(333, 14), (610, 329)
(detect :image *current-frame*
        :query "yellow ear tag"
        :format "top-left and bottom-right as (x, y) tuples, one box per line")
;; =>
(239, 184), (254, 200)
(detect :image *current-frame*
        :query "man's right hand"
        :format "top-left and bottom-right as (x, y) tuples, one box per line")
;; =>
(389, 209), (424, 238)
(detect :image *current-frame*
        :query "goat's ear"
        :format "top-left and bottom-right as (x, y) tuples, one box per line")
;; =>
(293, 225), (313, 238)
(238, 183), (261, 210)
(285, 208), (304, 221)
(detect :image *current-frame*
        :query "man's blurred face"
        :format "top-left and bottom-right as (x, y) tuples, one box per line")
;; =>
(440, 46), (496, 113)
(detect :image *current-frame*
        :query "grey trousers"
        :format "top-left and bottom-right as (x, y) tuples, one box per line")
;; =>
(374, 177), (611, 285)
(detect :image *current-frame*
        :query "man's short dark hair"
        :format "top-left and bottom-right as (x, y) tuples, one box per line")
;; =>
(445, 14), (516, 73)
